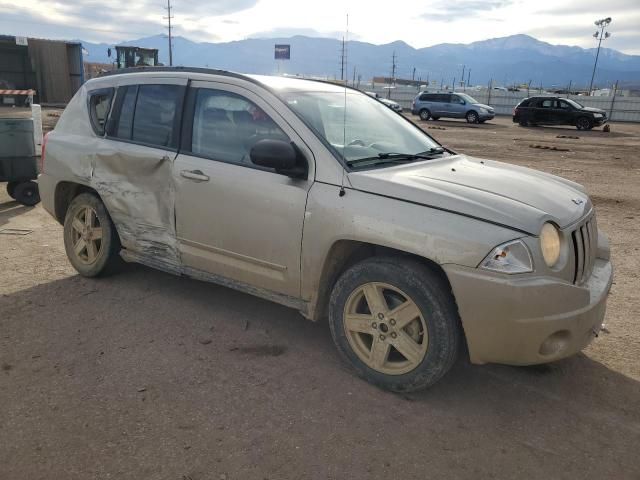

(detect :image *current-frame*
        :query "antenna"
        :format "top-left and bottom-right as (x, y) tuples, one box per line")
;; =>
(339, 13), (349, 197)
(164, 0), (174, 66)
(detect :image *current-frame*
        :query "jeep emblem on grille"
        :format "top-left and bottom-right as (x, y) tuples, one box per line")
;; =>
(572, 198), (584, 205)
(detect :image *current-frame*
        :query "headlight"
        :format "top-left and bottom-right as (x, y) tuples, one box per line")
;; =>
(540, 223), (561, 267)
(593, 113), (603, 118)
(480, 239), (533, 274)
(479, 108), (488, 114)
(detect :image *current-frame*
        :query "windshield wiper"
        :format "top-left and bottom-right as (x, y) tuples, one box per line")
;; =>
(346, 148), (445, 168)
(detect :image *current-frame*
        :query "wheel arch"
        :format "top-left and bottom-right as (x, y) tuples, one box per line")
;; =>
(311, 239), (455, 322)
(53, 181), (103, 225)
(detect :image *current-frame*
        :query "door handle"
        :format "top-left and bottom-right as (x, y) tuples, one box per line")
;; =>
(180, 169), (210, 182)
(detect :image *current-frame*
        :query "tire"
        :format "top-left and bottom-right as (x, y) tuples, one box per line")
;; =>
(63, 192), (121, 277)
(518, 119), (529, 127)
(13, 181), (40, 206)
(6, 181), (19, 199)
(576, 117), (593, 131)
(466, 111), (479, 124)
(328, 256), (461, 392)
(419, 109), (431, 121)
(431, 116), (440, 120)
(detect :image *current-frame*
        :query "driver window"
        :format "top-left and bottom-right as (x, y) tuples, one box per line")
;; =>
(558, 100), (571, 109)
(191, 89), (289, 167)
(450, 95), (463, 104)
(540, 99), (554, 108)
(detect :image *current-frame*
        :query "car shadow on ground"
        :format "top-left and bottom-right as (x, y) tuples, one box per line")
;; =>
(406, 116), (510, 130)
(2, 262), (639, 480)
(0, 198), (33, 228)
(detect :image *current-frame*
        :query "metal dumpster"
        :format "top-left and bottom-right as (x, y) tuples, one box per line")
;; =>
(0, 116), (40, 205)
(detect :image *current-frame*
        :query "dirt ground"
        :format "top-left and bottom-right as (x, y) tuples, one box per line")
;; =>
(1, 113), (639, 480)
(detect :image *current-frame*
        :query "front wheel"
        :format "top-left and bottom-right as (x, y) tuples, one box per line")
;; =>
(63, 193), (121, 277)
(518, 119), (529, 127)
(576, 117), (593, 130)
(419, 109), (431, 121)
(328, 257), (461, 392)
(466, 111), (479, 124)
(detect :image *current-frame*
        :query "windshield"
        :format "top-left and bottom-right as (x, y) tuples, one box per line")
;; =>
(457, 93), (480, 104)
(564, 98), (584, 109)
(281, 90), (441, 165)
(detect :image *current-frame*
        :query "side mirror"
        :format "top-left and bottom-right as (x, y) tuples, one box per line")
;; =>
(250, 139), (307, 178)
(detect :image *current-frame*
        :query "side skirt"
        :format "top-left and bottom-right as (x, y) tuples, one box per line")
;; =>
(120, 249), (310, 316)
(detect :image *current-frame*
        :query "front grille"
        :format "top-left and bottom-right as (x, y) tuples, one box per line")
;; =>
(571, 217), (597, 284)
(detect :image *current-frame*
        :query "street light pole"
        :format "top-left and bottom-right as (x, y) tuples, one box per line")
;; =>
(588, 17), (612, 95)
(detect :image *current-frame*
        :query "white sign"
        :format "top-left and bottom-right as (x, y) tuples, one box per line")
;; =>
(15, 36), (28, 46)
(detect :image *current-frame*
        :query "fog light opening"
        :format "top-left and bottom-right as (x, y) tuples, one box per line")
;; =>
(539, 330), (571, 357)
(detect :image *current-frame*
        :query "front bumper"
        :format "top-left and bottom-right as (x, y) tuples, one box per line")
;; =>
(479, 111), (495, 120)
(443, 258), (613, 365)
(593, 117), (607, 126)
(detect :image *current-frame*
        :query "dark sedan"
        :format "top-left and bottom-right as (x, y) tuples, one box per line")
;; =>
(513, 97), (607, 130)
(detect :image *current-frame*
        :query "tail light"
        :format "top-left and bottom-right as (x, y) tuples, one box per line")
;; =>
(39, 131), (50, 174)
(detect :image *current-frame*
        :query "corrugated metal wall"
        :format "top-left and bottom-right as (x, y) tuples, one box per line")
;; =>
(28, 39), (74, 104)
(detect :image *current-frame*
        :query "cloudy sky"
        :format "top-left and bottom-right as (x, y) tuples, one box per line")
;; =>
(0, 0), (638, 54)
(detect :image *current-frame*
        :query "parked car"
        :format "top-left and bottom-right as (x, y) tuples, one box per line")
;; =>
(39, 68), (612, 392)
(365, 91), (403, 112)
(513, 97), (607, 130)
(412, 92), (494, 123)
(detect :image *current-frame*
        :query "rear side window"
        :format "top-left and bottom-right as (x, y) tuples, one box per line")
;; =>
(540, 99), (554, 108)
(518, 99), (531, 107)
(133, 85), (182, 148)
(88, 88), (113, 136)
(113, 86), (137, 139)
(108, 84), (184, 149)
(419, 93), (432, 101)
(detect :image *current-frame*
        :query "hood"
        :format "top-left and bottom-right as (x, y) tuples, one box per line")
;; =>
(472, 103), (494, 111)
(581, 106), (606, 114)
(347, 155), (591, 234)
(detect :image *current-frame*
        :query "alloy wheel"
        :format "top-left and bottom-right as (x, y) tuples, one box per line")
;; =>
(343, 282), (428, 375)
(70, 206), (104, 264)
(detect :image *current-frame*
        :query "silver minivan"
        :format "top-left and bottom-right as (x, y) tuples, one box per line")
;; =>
(39, 68), (612, 392)
(412, 92), (495, 123)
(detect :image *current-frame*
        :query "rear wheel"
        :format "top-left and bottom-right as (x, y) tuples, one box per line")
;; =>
(431, 116), (440, 120)
(13, 181), (40, 206)
(328, 257), (461, 392)
(466, 111), (479, 124)
(576, 116), (593, 130)
(419, 109), (431, 121)
(518, 118), (529, 127)
(63, 193), (121, 277)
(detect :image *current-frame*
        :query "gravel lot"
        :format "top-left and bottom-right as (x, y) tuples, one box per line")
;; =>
(1, 113), (639, 480)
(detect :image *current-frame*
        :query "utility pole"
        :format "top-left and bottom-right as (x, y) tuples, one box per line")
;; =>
(461, 65), (465, 88)
(589, 17), (612, 95)
(164, 0), (174, 66)
(412, 67), (416, 81)
(466, 69), (471, 89)
(340, 37), (345, 81)
(391, 51), (397, 84)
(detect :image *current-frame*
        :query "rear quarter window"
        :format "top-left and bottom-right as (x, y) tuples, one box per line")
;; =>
(87, 88), (114, 136)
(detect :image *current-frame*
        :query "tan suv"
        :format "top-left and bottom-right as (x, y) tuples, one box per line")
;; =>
(39, 68), (613, 391)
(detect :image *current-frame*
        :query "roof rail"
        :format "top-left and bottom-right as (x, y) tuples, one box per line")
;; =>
(98, 66), (249, 81)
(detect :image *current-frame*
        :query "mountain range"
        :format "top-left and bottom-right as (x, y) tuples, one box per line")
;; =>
(80, 34), (640, 89)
